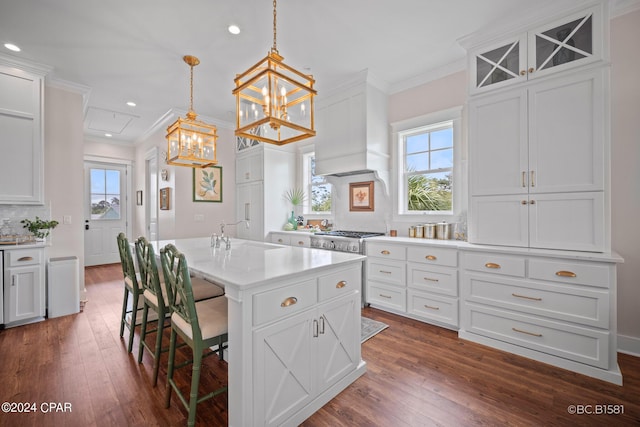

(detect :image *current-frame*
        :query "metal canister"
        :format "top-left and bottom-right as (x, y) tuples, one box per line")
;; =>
(424, 223), (437, 239)
(408, 226), (416, 238)
(415, 225), (424, 238)
(436, 221), (451, 240)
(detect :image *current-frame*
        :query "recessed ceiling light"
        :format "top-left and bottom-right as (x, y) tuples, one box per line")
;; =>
(228, 25), (241, 35)
(4, 43), (20, 52)
(126, 101), (136, 107)
(105, 133), (112, 137)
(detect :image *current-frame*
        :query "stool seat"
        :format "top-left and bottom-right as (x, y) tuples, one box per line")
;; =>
(172, 296), (228, 341)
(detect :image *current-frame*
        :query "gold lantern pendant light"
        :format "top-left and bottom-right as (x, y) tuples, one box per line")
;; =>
(233, 0), (316, 146)
(166, 55), (218, 168)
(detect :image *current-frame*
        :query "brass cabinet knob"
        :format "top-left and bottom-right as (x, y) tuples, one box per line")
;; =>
(520, 70), (526, 76)
(528, 67), (535, 73)
(281, 296), (298, 307)
(336, 280), (347, 289)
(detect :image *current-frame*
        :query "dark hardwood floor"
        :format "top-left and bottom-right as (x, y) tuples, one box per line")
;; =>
(0, 263), (638, 426)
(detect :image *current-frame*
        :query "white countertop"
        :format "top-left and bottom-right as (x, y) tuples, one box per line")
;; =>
(151, 237), (366, 290)
(0, 241), (46, 250)
(366, 236), (624, 263)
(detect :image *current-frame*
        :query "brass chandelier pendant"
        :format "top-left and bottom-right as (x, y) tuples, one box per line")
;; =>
(233, 0), (316, 146)
(166, 55), (218, 168)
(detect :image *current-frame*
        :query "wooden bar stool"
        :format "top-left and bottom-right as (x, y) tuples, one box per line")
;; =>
(116, 232), (143, 353)
(135, 236), (170, 386)
(160, 243), (228, 427)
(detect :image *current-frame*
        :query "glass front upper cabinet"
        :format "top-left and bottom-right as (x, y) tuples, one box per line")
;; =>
(469, 3), (603, 94)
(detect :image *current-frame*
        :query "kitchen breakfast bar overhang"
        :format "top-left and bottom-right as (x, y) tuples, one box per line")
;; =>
(148, 237), (366, 426)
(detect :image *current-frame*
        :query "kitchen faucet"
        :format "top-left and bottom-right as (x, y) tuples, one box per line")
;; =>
(212, 220), (250, 249)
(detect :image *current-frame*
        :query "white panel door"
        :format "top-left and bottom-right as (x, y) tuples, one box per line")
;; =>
(528, 69), (604, 194)
(84, 162), (128, 266)
(529, 192), (604, 251)
(253, 309), (314, 427)
(469, 88), (528, 196)
(316, 294), (359, 392)
(469, 195), (529, 247)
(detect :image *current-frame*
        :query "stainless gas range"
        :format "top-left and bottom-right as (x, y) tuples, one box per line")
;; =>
(310, 230), (385, 254)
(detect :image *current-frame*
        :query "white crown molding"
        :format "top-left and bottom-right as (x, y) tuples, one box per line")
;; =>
(389, 58), (467, 95)
(0, 52), (52, 75)
(611, 0), (640, 17)
(136, 108), (234, 146)
(46, 77), (92, 114)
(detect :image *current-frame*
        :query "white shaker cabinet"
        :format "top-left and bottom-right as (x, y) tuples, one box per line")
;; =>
(467, 2), (605, 95)
(469, 68), (607, 252)
(0, 59), (49, 205)
(3, 247), (45, 326)
(252, 267), (361, 426)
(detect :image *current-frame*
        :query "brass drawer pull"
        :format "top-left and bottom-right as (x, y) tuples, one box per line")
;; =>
(423, 277), (439, 282)
(277, 239), (284, 243)
(512, 327), (542, 337)
(425, 255), (437, 261)
(336, 280), (347, 289)
(297, 241), (304, 245)
(379, 270), (392, 274)
(512, 293), (542, 301)
(556, 270), (577, 278)
(379, 294), (392, 299)
(424, 305), (440, 310)
(280, 297), (298, 307)
(18, 256), (34, 262)
(381, 250), (390, 255)
(485, 262), (501, 269)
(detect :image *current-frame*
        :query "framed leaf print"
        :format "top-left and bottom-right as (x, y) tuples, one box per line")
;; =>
(193, 166), (222, 202)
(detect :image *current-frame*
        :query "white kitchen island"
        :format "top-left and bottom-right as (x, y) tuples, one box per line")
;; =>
(150, 237), (366, 426)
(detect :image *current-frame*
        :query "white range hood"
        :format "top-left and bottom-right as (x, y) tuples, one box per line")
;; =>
(314, 70), (390, 194)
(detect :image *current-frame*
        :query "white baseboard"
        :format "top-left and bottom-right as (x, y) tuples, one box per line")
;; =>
(618, 334), (640, 357)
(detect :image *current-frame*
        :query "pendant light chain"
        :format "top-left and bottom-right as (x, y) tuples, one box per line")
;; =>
(272, 0), (279, 54)
(189, 63), (194, 112)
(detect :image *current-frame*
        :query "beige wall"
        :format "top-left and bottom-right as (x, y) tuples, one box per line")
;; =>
(44, 86), (86, 297)
(132, 123), (237, 240)
(611, 9), (640, 353)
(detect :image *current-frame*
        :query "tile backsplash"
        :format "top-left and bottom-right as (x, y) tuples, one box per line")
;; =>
(0, 203), (52, 237)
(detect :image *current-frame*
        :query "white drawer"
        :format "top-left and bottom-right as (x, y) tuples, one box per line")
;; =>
(528, 258), (611, 289)
(318, 266), (360, 301)
(253, 279), (317, 326)
(407, 246), (457, 267)
(407, 289), (458, 328)
(367, 282), (406, 311)
(271, 234), (290, 245)
(290, 235), (310, 248)
(462, 252), (525, 278)
(366, 258), (405, 287)
(407, 263), (457, 297)
(463, 274), (609, 328)
(5, 248), (42, 267)
(366, 242), (406, 261)
(463, 303), (609, 369)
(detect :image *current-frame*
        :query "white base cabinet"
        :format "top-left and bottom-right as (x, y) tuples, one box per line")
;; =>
(460, 248), (621, 384)
(247, 264), (364, 426)
(365, 241), (459, 330)
(3, 247), (45, 326)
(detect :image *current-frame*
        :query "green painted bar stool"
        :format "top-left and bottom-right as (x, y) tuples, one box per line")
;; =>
(160, 243), (228, 427)
(135, 236), (170, 386)
(116, 232), (143, 353)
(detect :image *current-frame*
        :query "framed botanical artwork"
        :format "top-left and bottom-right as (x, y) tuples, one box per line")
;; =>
(193, 166), (222, 202)
(349, 181), (374, 211)
(159, 187), (170, 210)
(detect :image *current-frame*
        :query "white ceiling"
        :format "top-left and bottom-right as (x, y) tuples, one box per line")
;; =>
(0, 0), (614, 144)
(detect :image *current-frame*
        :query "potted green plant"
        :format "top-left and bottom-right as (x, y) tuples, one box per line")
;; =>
(21, 216), (59, 240)
(283, 188), (307, 230)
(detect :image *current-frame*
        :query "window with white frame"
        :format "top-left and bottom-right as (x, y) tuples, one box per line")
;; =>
(396, 108), (462, 216)
(302, 152), (331, 214)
